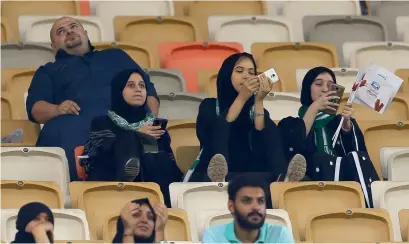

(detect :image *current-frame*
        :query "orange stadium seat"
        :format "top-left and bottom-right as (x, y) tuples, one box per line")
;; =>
(400, 209), (409, 242)
(270, 181), (365, 241)
(1, 180), (64, 209)
(114, 16), (202, 56)
(74, 146), (87, 181)
(167, 120), (199, 173)
(360, 121), (409, 178)
(93, 42), (158, 68)
(1, 120), (40, 147)
(396, 69), (409, 94)
(252, 42), (339, 92)
(69, 181), (164, 240)
(159, 42), (243, 92)
(305, 208), (394, 242)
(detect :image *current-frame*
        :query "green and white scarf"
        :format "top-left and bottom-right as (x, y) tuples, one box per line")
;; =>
(108, 110), (155, 131)
(298, 105), (337, 156)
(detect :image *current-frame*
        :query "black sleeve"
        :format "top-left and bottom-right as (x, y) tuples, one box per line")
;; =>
(340, 118), (369, 154)
(158, 130), (176, 163)
(278, 116), (308, 161)
(26, 67), (54, 123)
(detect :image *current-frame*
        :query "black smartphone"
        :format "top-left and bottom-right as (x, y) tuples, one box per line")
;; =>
(152, 118), (168, 130)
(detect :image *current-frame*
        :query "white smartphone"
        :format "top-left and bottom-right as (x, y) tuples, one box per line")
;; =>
(259, 68), (279, 84)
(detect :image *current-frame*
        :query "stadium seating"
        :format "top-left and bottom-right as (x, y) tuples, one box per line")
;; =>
(1, 208), (91, 242)
(167, 120), (199, 173)
(1, 147), (70, 206)
(396, 69), (409, 94)
(159, 42), (243, 92)
(305, 208), (394, 242)
(1, 93), (13, 120)
(1, 120), (40, 147)
(208, 16), (295, 52)
(296, 68), (359, 93)
(400, 209), (409, 242)
(144, 68), (186, 94)
(93, 42), (158, 68)
(69, 181), (164, 240)
(1, 42), (55, 68)
(396, 16), (409, 42)
(1, 17), (18, 41)
(263, 92), (300, 120)
(270, 181), (365, 241)
(372, 1), (409, 40)
(157, 93), (204, 120)
(380, 147), (409, 180)
(1, 180), (64, 209)
(303, 15), (387, 66)
(252, 42), (339, 92)
(386, 149), (409, 181)
(19, 15), (112, 42)
(360, 121), (409, 178)
(372, 181), (409, 241)
(197, 69), (219, 97)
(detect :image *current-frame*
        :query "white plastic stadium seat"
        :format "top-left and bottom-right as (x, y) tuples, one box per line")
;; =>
(1, 147), (70, 206)
(387, 149), (409, 181)
(380, 147), (409, 180)
(1, 209), (90, 242)
(18, 15), (113, 42)
(208, 15), (295, 52)
(158, 92), (205, 120)
(263, 92), (300, 120)
(396, 16), (409, 42)
(371, 181), (409, 241)
(343, 42), (409, 70)
(1, 42), (55, 68)
(296, 68), (359, 93)
(169, 182), (228, 242)
(145, 68), (186, 93)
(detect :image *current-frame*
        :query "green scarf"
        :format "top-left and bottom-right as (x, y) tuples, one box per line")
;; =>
(298, 105), (337, 156)
(108, 110), (155, 131)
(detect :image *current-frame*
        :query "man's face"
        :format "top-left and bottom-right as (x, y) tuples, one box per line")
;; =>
(50, 17), (88, 52)
(229, 187), (266, 230)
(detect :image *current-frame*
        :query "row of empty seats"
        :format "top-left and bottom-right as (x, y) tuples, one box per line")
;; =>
(1, 180), (408, 242)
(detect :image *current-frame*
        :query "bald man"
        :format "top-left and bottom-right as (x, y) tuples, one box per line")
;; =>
(26, 17), (159, 180)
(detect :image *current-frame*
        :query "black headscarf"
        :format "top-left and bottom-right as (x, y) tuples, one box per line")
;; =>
(112, 198), (156, 243)
(13, 202), (54, 243)
(300, 66), (337, 106)
(217, 52), (257, 125)
(110, 68), (151, 123)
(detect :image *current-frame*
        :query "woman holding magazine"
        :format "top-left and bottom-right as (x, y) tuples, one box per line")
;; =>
(187, 52), (307, 187)
(278, 66), (379, 207)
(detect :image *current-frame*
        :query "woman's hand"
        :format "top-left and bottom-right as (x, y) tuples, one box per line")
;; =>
(255, 74), (274, 102)
(120, 202), (140, 234)
(26, 220), (54, 234)
(341, 103), (354, 131)
(237, 77), (260, 102)
(137, 122), (165, 139)
(311, 91), (340, 113)
(153, 203), (168, 233)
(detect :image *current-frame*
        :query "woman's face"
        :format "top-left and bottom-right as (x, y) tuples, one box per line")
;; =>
(132, 204), (155, 238)
(122, 72), (147, 106)
(231, 57), (256, 93)
(310, 72), (335, 102)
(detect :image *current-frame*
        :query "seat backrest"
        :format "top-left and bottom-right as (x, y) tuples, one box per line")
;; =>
(270, 181), (365, 241)
(373, 1), (409, 40)
(114, 16), (201, 56)
(1, 120), (40, 146)
(1, 208), (90, 242)
(395, 69), (409, 94)
(282, 0), (361, 41)
(387, 149), (409, 181)
(169, 182), (229, 242)
(175, 145), (200, 174)
(371, 181), (409, 241)
(305, 208), (394, 242)
(263, 92), (300, 120)
(344, 42), (409, 70)
(400, 209), (409, 242)
(159, 42), (243, 92)
(69, 181), (164, 240)
(145, 68), (186, 93)
(1, 42), (55, 68)
(1, 17), (18, 41)
(1, 147), (70, 203)
(296, 68), (359, 93)
(158, 93), (204, 120)
(1, 180), (64, 208)
(360, 121), (409, 178)
(1, 93), (13, 120)
(197, 69), (219, 97)
(19, 15), (110, 42)
(396, 16), (409, 41)
(252, 42), (338, 92)
(96, 1), (174, 37)
(93, 42), (157, 68)
(208, 15), (294, 52)
(380, 147), (409, 180)
(303, 15), (387, 66)
(200, 209), (297, 241)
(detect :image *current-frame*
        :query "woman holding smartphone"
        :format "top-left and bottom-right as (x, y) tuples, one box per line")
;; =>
(81, 68), (182, 207)
(278, 66), (379, 207)
(187, 52), (307, 185)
